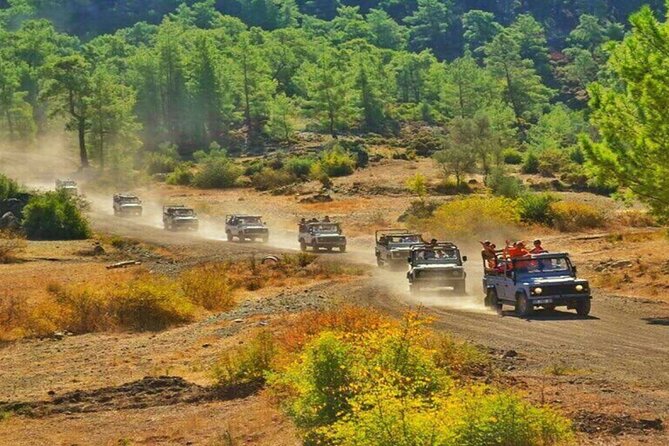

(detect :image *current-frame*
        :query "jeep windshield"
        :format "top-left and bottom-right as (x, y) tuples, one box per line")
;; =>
(384, 235), (421, 246)
(239, 217), (262, 225)
(413, 249), (460, 265)
(120, 197), (140, 204)
(513, 255), (573, 276)
(311, 224), (339, 234)
(174, 209), (195, 217)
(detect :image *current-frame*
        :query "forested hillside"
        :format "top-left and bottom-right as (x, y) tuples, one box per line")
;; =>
(1, 0), (668, 216)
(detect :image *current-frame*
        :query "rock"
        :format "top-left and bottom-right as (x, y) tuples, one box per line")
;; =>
(299, 194), (333, 204)
(233, 319), (244, 324)
(92, 243), (105, 256)
(502, 350), (518, 359)
(0, 211), (20, 230)
(202, 343), (211, 348)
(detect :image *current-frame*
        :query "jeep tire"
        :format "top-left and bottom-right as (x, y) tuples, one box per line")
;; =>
(516, 292), (534, 317)
(453, 280), (466, 295)
(226, 232), (233, 242)
(300, 240), (307, 252)
(575, 299), (591, 317)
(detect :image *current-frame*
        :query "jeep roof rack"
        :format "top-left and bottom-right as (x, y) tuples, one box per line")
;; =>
(375, 229), (421, 242)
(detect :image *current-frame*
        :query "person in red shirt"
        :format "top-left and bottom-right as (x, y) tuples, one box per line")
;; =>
(530, 239), (547, 254)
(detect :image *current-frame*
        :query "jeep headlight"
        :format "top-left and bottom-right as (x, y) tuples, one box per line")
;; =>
(533, 287), (543, 295)
(575, 284), (584, 292)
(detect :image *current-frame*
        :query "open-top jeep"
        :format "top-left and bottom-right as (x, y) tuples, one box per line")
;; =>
(162, 205), (199, 231)
(482, 252), (591, 317)
(113, 194), (143, 217)
(407, 242), (467, 294)
(56, 179), (78, 196)
(298, 221), (347, 252)
(375, 229), (423, 268)
(225, 214), (269, 243)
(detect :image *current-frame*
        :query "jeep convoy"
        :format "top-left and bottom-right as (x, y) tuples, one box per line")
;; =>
(298, 220), (347, 252)
(162, 205), (199, 231)
(375, 229), (423, 268)
(226, 214), (269, 243)
(482, 251), (591, 317)
(407, 242), (468, 294)
(113, 194), (143, 217)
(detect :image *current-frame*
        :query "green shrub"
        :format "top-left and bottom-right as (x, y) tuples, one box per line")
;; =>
(213, 331), (278, 388)
(251, 168), (296, 191)
(318, 145), (357, 177)
(243, 160), (265, 177)
(550, 201), (608, 232)
(522, 151), (540, 174)
(488, 168), (526, 199)
(179, 264), (235, 311)
(193, 158), (242, 189)
(408, 128), (445, 157)
(166, 164), (194, 186)
(284, 157), (315, 179)
(112, 276), (195, 331)
(23, 191), (91, 241)
(518, 193), (560, 225)
(0, 174), (22, 200)
(145, 152), (178, 174)
(537, 149), (570, 177)
(502, 148), (524, 165)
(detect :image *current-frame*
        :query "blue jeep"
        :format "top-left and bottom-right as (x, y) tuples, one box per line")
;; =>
(483, 252), (592, 317)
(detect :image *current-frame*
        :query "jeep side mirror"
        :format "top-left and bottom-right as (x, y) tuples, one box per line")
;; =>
(407, 257), (412, 264)
(462, 256), (468, 262)
(572, 266), (578, 275)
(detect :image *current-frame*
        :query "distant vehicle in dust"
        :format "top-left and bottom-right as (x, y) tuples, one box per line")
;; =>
(162, 205), (199, 231)
(55, 179), (78, 196)
(298, 219), (347, 252)
(407, 242), (468, 295)
(225, 214), (269, 243)
(375, 229), (423, 269)
(113, 194), (143, 217)
(482, 251), (592, 317)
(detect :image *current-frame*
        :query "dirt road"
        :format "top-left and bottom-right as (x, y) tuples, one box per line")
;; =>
(87, 207), (669, 442)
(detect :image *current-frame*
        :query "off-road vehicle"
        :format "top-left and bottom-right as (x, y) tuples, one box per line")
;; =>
(225, 214), (269, 243)
(56, 179), (78, 196)
(298, 221), (347, 252)
(162, 205), (199, 231)
(375, 229), (423, 269)
(113, 194), (143, 217)
(407, 242), (467, 294)
(482, 252), (591, 317)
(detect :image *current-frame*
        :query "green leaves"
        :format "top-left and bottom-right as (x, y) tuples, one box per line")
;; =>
(584, 6), (669, 220)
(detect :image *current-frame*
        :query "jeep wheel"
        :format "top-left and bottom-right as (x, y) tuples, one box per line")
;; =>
(485, 288), (502, 314)
(453, 281), (466, 295)
(340, 246), (347, 253)
(376, 257), (383, 267)
(515, 292), (534, 317)
(409, 284), (421, 295)
(226, 232), (233, 242)
(300, 240), (307, 252)
(575, 300), (591, 317)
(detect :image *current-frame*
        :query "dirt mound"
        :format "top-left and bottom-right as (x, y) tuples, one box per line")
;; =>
(573, 410), (664, 436)
(0, 376), (212, 417)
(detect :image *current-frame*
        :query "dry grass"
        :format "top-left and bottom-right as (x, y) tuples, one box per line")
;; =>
(0, 231), (26, 264)
(550, 201), (608, 232)
(277, 306), (390, 352)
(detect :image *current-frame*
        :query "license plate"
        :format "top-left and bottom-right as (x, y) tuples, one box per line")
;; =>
(535, 299), (553, 304)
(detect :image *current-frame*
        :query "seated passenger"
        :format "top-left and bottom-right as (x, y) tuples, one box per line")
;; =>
(530, 239), (547, 254)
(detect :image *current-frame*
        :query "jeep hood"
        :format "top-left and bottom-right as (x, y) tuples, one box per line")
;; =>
(522, 276), (587, 286)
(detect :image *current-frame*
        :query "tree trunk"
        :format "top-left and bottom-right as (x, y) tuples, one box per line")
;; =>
(78, 118), (89, 168)
(5, 111), (14, 139)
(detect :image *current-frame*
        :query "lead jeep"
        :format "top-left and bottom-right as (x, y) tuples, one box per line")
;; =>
(56, 179), (78, 196)
(483, 252), (591, 317)
(298, 221), (347, 252)
(226, 214), (269, 243)
(407, 243), (468, 294)
(113, 194), (143, 217)
(375, 229), (423, 269)
(162, 205), (199, 231)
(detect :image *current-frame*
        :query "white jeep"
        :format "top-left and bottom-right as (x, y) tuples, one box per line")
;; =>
(298, 221), (347, 252)
(225, 215), (269, 243)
